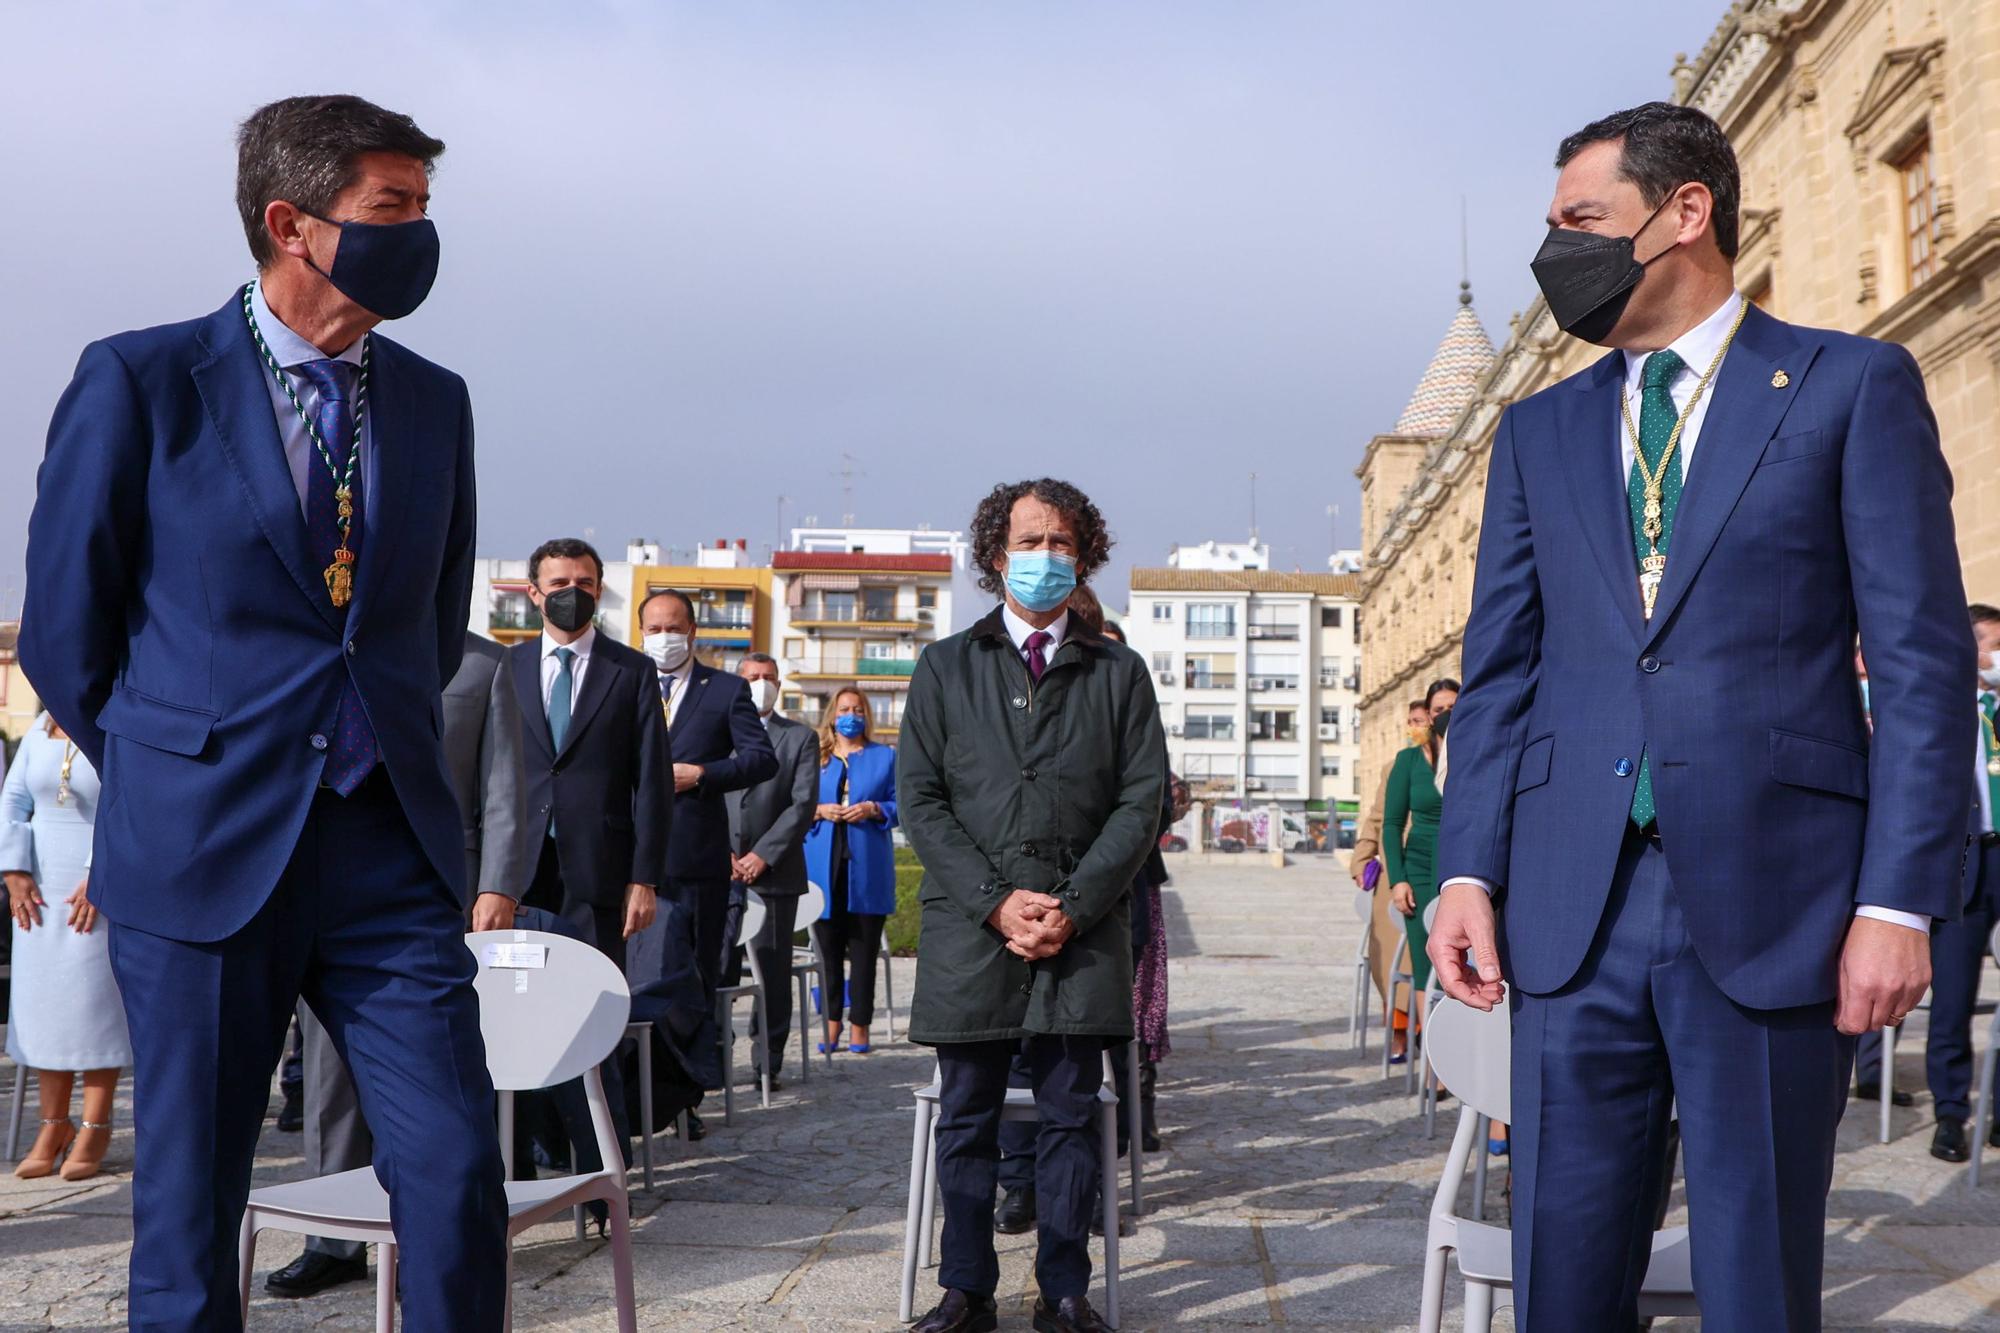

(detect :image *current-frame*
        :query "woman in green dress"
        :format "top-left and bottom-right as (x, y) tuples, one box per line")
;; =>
(1383, 680), (1459, 1003)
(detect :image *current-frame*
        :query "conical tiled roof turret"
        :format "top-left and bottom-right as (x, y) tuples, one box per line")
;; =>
(1393, 281), (1495, 437)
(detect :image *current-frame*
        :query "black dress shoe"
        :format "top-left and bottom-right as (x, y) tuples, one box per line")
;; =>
(1854, 1082), (1916, 1107)
(1932, 1116), (1971, 1163)
(264, 1250), (369, 1298)
(1033, 1294), (1113, 1333)
(682, 1111), (707, 1142)
(994, 1186), (1036, 1234)
(275, 1090), (303, 1133)
(911, 1287), (998, 1333)
(1141, 1130), (1162, 1154)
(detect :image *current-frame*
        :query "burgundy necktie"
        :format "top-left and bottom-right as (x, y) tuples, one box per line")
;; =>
(1024, 630), (1052, 683)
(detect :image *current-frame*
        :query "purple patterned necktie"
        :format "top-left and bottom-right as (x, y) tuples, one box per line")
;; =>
(291, 358), (378, 793)
(1024, 630), (1052, 683)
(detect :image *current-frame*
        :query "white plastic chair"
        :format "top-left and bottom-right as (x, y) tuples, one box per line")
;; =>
(878, 925), (898, 1043)
(238, 931), (637, 1332)
(1417, 995), (1697, 1333)
(1383, 934), (1420, 1092)
(794, 882), (832, 1067)
(1970, 923), (2000, 1187)
(900, 1051), (1122, 1327)
(1349, 890), (1374, 1055)
(1123, 1037), (1145, 1217)
(716, 896), (771, 1126)
(1418, 898), (1448, 1136)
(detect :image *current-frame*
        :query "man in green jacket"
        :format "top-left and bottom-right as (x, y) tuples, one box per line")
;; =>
(899, 478), (1167, 1333)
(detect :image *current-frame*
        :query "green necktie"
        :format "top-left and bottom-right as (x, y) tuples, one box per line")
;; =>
(548, 646), (576, 836)
(1983, 693), (1999, 833)
(1628, 349), (1686, 829)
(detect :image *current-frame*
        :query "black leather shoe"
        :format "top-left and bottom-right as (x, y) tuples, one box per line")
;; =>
(1033, 1295), (1113, 1333)
(994, 1186), (1036, 1234)
(1854, 1081), (1916, 1107)
(682, 1111), (707, 1142)
(264, 1250), (368, 1298)
(1932, 1116), (1971, 1163)
(275, 1090), (303, 1133)
(911, 1288), (998, 1333)
(1141, 1129), (1162, 1154)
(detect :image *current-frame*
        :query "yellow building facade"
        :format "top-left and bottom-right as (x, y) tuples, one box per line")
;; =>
(626, 566), (776, 670)
(1357, 0), (2000, 800)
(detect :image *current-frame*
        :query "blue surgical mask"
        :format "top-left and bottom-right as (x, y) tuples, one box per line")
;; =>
(1004, 551), (1078, 614)
(834, 714), (867, 739)
(302, 210), (440, 320)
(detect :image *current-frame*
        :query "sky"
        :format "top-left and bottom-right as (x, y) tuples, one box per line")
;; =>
(0, 0), (1729, 616)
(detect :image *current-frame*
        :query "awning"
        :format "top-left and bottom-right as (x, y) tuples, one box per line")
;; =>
(799, 574), (860, 591)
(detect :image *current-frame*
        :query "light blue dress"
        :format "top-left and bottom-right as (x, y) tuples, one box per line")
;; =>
(1, 719), (131, 1069)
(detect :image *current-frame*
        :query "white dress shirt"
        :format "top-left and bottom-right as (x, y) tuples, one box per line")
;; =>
(1002, 604), (1069, 663)
(1440, 290), (1928, 933)
(248, 280), (376, 517)
(539, 626), (596, 716)
(658, 656), (696, 727)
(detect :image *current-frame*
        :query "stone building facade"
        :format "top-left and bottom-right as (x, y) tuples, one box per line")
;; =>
(1356, 0), (2000, 801)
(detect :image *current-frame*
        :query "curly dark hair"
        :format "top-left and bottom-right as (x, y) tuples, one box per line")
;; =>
(969, 478), (1113, 597)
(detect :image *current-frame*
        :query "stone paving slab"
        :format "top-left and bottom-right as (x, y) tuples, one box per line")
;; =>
(5, 855), (2000, 1329)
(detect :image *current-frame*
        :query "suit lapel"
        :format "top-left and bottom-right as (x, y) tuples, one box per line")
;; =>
(1558, 350), (1648, 646)
(348, 338), (417, 630)
(558, 644), (619, 759)
(1642, 306), (1813, 643)
(191, 292), (343, 634)
(512, 641), (554, 758)
(677, 665), (716, 736)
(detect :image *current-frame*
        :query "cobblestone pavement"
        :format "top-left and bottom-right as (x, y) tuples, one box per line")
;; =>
(4, 856), (2000, 1329)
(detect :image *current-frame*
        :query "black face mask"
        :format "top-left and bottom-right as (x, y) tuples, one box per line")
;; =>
(1529, 189), (1680, 345)
(1430, 708), (1452, 741)
(300, 209), (441, 321)
(541, 587), (597, 634)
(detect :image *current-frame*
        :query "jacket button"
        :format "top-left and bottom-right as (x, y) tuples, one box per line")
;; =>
(1640, 655), (1660, 673)
(1022, 767), (1037, 781)
(1019, 982), (1033, 994)
(309, 733), (329, 751)
(1614, 758), (1634, 777)
(1021, 841), (1036, 856)
(1012, 696), (1028, 709)
(346, 640), (357, 656)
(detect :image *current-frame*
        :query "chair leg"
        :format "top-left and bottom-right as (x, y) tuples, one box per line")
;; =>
(718, 996), (736, 1128)
(755, 986), (771, 1109)
(1100, 1102), (1121, 1329)
(1972, 1025), (1999, 1188)
(920, 1116), (940, 1270)
(796, 972), (813, 1084)
(1471, 1114), (1490, 1220)
(5, 1063), (25, 1160)
(607, 1190), (639, 1333)
(1417, 1241), (1450, 1333)
(1403, 985), (1419, 1096)
(1880, 1022), (1896, 1145)
(1125, 1041), (1145, 1216)
(881, 941), (896, 1043)
(900, 1100), (932, 1323)
(376, 1241), (397, 1333)
(1464, 1277), (1496, 1333)
(504, 1243), (515, 1332)
(638, 1033), (655, 1188)
(237, 1214), (257, 1324)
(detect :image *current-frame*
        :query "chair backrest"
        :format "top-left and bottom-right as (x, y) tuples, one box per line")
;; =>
(1990, 920), (2000, 965)
(800, 881), (826, 926)
(465, 930), (632, 1093)
(739, 893), (767, 946)
(1422, 994), (1510, 1123)
(1421, 896), (1439, 933)
(1351, 889), (1372, 924)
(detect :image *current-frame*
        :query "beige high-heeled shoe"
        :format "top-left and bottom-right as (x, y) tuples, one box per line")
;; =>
(58, 1121), (111, 1182)
(14, 1118), (75, 1180)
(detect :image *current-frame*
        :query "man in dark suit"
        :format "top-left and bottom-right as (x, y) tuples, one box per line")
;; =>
(725, 653), (819, 1082)
(1430, 103), (1967, 1331)
(20, 96), (509, 1328)
(508, 539), (670, 973)
(626, 590), (776, 1000)
(271, 631), (532, 1298)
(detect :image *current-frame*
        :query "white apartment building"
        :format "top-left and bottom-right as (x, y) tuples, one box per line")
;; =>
(1168, 539), (1270, 572)
(468, 542), (646, 647)
(1125, 567), (1363, 817)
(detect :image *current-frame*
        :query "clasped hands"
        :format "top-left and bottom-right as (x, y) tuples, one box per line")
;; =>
(987, 887), (1075, 961)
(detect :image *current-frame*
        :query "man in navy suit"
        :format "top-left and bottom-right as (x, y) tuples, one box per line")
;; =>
(626, 592), (776, 1010)
(20, 96), (507, 1330)
(1430, 102), (1969, 1332)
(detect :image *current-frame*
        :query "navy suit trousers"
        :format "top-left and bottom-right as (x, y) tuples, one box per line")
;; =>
(1510, 830), (1851, 1333)
(1927, 839), (2000, 1120)
(935, 1036), (1104, 1302)
(108, 778), (507, 1332)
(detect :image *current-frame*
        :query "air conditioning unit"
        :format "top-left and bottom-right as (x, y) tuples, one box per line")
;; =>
(1168, 725), (1183, 737)
(1158, 671), (1176, 686)
(916, 609), (936, 624)
(1244, 778), (1268, 791)
(1318, 725), (1339, 740)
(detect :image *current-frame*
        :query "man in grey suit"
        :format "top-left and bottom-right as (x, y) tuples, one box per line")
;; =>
(725, 653), (820, 1081)
(267, 632), (531, 1298)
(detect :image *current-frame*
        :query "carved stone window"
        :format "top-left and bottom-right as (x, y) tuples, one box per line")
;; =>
(1897, 136), (1939, 288)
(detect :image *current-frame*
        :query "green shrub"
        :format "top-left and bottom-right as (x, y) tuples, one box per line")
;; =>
(887, 846), (924, 955)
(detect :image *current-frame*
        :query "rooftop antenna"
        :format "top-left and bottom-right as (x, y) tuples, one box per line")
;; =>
(834, 453), (866, 527)
(1248, 472), (1260, 545)
(1459, 195), (1473, 307)
(777, 494), (792, 552)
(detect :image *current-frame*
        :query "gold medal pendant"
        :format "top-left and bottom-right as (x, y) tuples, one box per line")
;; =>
(1988, 758), (2000, 778)
(1639, 552), (1667, 620)
(325, 546), (356, 608)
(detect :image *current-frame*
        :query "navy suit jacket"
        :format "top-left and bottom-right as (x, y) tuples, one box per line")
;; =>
(660, 663), (777, 887)
(20, 289), (476, 943)
(1436, 305), (1972, 1010)
(510, 635), (674, 906)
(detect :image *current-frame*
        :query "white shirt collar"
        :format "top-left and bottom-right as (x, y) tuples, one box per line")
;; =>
(1001, 604), (1069, 654)
(541, 625), (597, 661)
(658, 655), (696, 691)
(251, 279), (365, 368)
(1622, 291), (1745, 391)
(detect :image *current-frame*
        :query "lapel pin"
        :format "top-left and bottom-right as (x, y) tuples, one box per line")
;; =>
(1771, 369), (1789, 389)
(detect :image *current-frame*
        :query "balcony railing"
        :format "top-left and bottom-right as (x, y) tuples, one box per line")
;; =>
(855, 658), (917, 677)
(1250, 727), (1298, 743)
(1185, 623), (1237, 640)
(489, 609), (543, 632)
(795, 606), (912, 625)
(1184, 725), (1237, 742)
(696, 608), (753, 630)
(1183, 672), (1238, 690)
(1248, 676), (1299, 692)
(1246, 623), (1300, 641)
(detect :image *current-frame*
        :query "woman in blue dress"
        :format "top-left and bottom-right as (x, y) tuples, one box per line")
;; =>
(3, 714), (131, 1180)
(802, 688), (899, 1055)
